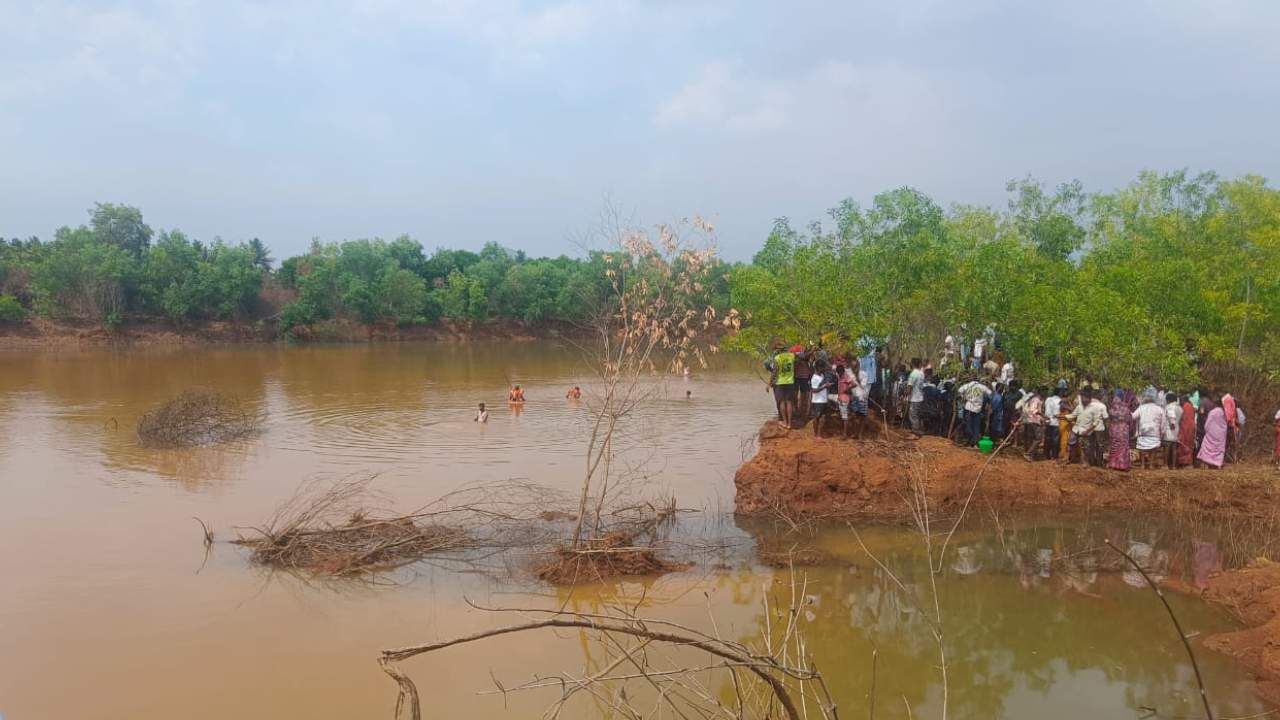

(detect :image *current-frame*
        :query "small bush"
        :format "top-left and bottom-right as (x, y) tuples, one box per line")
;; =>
(137, 390), (260, 447)
(0, 294), (25, 323)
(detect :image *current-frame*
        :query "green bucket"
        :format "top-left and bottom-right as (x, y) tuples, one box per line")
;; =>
(977, 436), (994, 454)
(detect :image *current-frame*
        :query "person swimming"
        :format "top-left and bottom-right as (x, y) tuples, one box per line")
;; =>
(508, 385), (526, 402)
(474, 402), (488, 423)
(566, 386), (581, 399)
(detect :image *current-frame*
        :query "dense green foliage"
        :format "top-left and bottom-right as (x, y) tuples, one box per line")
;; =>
(1, 205), (732, 336)
(0, 294), (24, 323)
(728, 171), (1280, 386)
(273, 239), (627, 331)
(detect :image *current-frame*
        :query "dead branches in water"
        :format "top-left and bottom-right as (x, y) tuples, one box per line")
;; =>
(534, 534), (687, 584)
(238, 516), (469, 576)
(233, 476), (474, 577)
(137, 390), (260, 447)
(228, 475), (700, 582)
(379, 575), (837, 720)
(534, 496), (692, 584)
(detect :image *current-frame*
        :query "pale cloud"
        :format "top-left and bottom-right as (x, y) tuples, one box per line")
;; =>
(655, 59), (948, 136)
(0, 3), (198, 106)
(655, 62), (789, 132)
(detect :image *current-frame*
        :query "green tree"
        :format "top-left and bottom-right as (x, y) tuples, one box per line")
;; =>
(1005, 177), (1087, 261)
(247, 238), (273, 271)
(140, 230), (205, 323)
(90, 203), (152, 257)
(33, 226), (136, 323)
(0, 294), (25, 323)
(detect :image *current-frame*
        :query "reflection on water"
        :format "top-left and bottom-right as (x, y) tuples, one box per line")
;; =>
(0, 342), (1271, 719)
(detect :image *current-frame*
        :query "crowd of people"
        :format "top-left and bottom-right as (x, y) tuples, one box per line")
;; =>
(766, 335), (1280, 470)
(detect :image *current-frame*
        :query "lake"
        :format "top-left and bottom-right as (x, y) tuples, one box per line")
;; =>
(0, 341), (1268, 719)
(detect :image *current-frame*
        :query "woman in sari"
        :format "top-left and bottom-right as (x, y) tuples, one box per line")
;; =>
(1107, 388), (1133, 471)
(1273, 408), (1280, 465)
(1197, 397), (1228, 469)
(1176, 395), (1197, 467)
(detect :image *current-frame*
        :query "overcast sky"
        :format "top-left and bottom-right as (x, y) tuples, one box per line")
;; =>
(2, 0), (1278, 260)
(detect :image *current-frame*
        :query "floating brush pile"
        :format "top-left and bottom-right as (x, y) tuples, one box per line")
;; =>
(137, 390), (260, 447)
(233, 476), (577, 577)
(533, 497), (691, 585)
(237, 515), (470, 576)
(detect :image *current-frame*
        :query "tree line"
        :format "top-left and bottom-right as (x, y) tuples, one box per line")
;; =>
(5, 169), (1277, 384)
(0, 203), (732, 334)
(726, 170), (1280, 388)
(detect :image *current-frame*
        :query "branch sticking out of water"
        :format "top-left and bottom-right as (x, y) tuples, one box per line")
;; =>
(379, 585), (838, 720)
(1104, 538), (1215, 720)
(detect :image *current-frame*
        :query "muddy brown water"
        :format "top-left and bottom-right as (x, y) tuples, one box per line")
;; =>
(0, 342), (1270, 719)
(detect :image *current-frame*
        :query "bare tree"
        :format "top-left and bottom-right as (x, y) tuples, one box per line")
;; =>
(565, 212), (738, 552)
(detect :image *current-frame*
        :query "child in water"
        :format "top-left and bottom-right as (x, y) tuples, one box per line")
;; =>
(508, 385), (526, 402)
(474, 403), (488, 423)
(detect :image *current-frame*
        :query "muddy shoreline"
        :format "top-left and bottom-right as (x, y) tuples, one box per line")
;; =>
(0, 316), (573, 349)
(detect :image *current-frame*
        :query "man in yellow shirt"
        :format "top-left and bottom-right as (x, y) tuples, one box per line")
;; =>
(767, 342), (797, 429)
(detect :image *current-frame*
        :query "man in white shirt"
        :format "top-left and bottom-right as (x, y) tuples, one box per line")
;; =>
(1163, 392), (1182, 469)
(971, 337), (987, 370)
(1020, 387), (1045, 460)
(810, 362), (835, 437)
(957, 376), (992, 446)
(1043, 388), (1063, 460)
(1067, 388), (1108, 466)
(907, 358), (926, 434)
(999, 361), (1015, 386)
(1132, 394), (1166, 469)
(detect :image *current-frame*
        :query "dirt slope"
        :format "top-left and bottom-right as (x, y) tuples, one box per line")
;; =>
(1177, 559), (1280, 705)
(734, 421), (1280, 520)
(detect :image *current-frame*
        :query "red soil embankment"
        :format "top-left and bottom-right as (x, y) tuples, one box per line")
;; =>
(1175, 559), (1280, 705)
(734, 421), (1280, 520)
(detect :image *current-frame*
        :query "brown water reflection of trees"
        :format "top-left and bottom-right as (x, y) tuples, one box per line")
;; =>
(720, 514), (1275, 719)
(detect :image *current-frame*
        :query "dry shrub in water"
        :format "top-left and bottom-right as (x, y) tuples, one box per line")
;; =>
(234, 476), (472, 576)
(239, 517), (469, 576)
(534, 531), (689, 585)
(534, 496), (693, 585)
(137, 390), (259, 447)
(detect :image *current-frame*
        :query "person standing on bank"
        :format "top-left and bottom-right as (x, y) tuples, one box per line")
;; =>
(1043, 387), (1062, 460)
(1163, 392), (1182, 468)
(957, 375), (992, 446)
(907, 358), (926, 434)
(793, 345), (813, 423)
(1132, 391), (1166, 469)
(767, 342), (797, 430)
